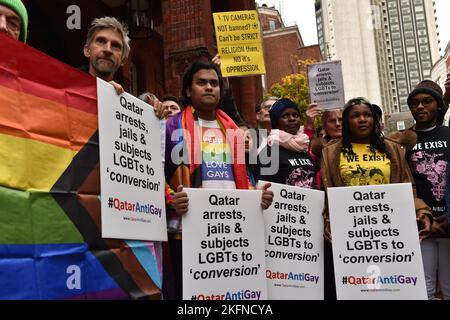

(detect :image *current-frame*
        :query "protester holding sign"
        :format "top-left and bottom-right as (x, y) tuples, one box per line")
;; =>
(164, 60), (273, 299)
(305, 104), (342, 143)
(82, 16), (167, 115)
(82, 17), (129, 95)
(320, 97), (433, 298)
(86, 17), (168, 298)
(304, 103), (342, 300)
(305, 103), (343, 186)
(0, 23), (167, 299)
(257, 99), (318, 189)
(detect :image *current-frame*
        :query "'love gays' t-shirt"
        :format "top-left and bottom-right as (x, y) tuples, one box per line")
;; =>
(198, 118), (236, 190)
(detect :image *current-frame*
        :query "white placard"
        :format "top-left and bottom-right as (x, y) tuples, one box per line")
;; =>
(258, 181), (325, 300)
(327, 183), (427, 300)
(308, 61), (345, 111)
(97, 78), (167, 241)
(183, 188), (267, 301)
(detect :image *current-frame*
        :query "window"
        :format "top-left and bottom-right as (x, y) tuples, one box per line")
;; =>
(269, 20), (276, 30)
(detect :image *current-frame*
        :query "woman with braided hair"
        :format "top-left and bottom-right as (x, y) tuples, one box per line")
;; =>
(320, 97), (433, 299)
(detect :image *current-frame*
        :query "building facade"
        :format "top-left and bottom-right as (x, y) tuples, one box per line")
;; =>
(25, 0), (262, 127)
(385, 0), (440, 112)
(315, 0), (441, 129)
(432, 41), (450, 124)
(314, 0), (384, 108)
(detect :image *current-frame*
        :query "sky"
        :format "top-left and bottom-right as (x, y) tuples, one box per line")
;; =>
(258, 0), (450, 55)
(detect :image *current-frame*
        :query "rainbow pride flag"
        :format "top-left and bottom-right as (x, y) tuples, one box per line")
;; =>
(0, 34), (162, 300)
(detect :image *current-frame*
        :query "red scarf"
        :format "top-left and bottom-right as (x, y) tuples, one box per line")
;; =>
(182, 106), (249, 190)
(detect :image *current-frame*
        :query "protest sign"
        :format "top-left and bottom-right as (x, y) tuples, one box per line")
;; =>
(97, 79), (166, 241)
(182, 188), (267, 300)
(308, 61), (345, 111)
(259, 181), (324, 300)
(213, 10), (266, 77)
(327, 183), (427, 300)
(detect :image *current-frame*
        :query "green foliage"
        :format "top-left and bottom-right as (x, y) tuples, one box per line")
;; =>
(269, 73), (310, 123)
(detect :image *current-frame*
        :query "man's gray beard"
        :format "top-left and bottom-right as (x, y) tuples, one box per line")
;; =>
(92, 60), (117, 78)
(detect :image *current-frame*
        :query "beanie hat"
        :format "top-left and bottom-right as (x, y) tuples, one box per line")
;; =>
(0, 0), (28, 42)
(269, 98), (299, 129)
(407, 80), (447, 124)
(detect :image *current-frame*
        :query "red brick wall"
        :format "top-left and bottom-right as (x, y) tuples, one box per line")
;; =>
(263, 32), (301, 90)
(296, 45), (323, 73)
(229, 76), (263, 128)
(127, 35), (165, 98)
(264, 32), (322, 90)
(162, 0), (214, 96)
(297, 45), (322, 63)
(260, 13), (282, 31)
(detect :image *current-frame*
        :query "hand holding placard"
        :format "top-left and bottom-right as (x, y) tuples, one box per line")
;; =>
(327, 184), (427, 300)
(182, 189), (267, 300)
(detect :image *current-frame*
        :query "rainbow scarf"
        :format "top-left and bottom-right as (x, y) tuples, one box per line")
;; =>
(165, 105), (249, 192)
(0, 34), (161, 299)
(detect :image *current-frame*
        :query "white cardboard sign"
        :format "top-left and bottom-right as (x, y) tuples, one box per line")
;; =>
(97, 78), (167, 241)
(308, 61), (345, 111)
(327, 183), (427, 300)
(259, 181), (325, 300)
(182, 188), (267, 301)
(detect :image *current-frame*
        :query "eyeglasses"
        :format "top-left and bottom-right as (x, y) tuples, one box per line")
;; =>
(409, 97), (435, 109)
(260, 104), (273, 111)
